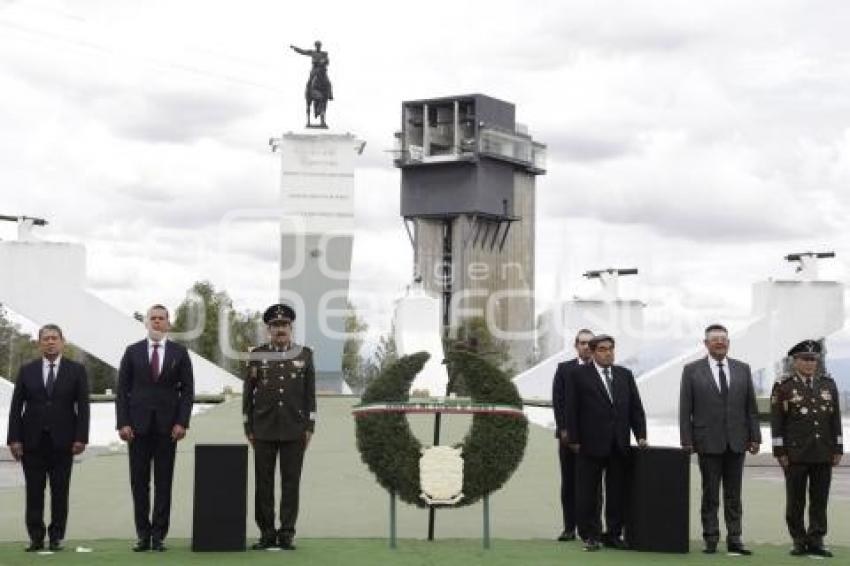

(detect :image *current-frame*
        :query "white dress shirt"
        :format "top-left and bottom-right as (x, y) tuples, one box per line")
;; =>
(592, 361), (614, 401)
(147, 337), (167, 377)
(42, 356), (62, 387)
(707, 356), (729, 393)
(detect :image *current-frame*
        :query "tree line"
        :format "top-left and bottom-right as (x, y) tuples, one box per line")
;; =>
(0, 280), (398, 394)
(0, 305), (117, 393)
(1, 281), (512, 394)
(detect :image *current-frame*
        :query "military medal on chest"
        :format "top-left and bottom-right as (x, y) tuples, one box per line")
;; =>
(291, 358), (305, 379)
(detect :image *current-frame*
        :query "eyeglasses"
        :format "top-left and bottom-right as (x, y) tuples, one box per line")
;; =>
(797, 356), (817, 362)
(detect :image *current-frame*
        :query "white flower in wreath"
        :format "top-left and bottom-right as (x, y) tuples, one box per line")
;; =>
(419, 445), (464, 505)
(293, 360), (305, 369)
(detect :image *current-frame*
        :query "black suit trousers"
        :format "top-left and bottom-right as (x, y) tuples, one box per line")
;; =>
(253, 439), (305, 541)
(697, 449), (745, 543)
(22, 432), (73, 543)
(129, 425), (177, 541)
(557, 441), (577, 533)
(576, 448), (627, 541)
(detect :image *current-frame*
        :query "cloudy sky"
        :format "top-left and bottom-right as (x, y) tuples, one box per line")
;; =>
(2, 0), (850, 353)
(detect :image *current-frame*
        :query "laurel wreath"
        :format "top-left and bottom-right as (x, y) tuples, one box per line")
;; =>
(354, 350), (528, 508)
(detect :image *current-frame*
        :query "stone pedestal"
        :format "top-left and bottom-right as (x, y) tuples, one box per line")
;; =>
(279, 132), (364, 392)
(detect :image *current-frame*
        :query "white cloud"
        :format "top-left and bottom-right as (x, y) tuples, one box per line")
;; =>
(1, 0), (850, 354)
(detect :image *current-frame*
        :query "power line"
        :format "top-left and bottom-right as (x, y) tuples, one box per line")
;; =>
(0, 17), (284, 93)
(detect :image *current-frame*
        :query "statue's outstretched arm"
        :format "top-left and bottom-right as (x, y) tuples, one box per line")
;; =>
(290, 44), (310, 55)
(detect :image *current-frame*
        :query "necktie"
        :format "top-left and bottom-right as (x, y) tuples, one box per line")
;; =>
(151, 343), (161, 382)
(718, 362), (728, 400)
(603, 367), (614, 401)
(46, 363), (56, 397)
(805, 378), (812, 391)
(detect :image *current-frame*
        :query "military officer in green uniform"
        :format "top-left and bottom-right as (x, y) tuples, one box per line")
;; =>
(243, 303), (316, 550)
(771, 339), (843, 557)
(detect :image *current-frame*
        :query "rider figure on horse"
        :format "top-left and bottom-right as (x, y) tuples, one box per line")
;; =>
(290, 41), (333, 128)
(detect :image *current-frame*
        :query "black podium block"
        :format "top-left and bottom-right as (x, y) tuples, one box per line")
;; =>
(625, 446), (690, 553)
(192, 444), (248, 551)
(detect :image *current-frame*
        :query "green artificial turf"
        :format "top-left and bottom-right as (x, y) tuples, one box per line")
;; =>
(0, 539), (844, 566)
(2, 398), (848, 550)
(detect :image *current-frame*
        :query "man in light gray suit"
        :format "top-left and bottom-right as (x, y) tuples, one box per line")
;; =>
(680, 324), (761, 555)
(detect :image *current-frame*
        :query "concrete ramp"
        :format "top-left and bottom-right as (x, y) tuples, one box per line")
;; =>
(0, 375), (12, 407)
(0, 241), (241, 394)
(515, 278), (845, 419)
(638, 279), (844, 417)
(512, 349), (568, 401)
(393, 288), (449, 396)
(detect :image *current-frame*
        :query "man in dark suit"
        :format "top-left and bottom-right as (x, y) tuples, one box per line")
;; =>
(6, 324), (89, 552)
(116, 304), (194, 552)
(566, 334), (647, 552)
(680, 323), (760, 555)
(551, 328), (593, 541)
(243, 304), (316, 550)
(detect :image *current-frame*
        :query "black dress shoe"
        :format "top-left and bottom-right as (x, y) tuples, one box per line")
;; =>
(727, 542), (753, 555)
(789, 543), (808, 556)
(132, 539), (151, 552)
(557, 530), (576, 542)
(151, 540), (167, 552)
(703, 541), (718, 554)
(279, 538), (296, 550)
(251, 539), (276, 550)
(48, 540), (63, 551)
(25, 541), (44, 552)
(809, 545), (833, 558)
(583, 540), (601, 552)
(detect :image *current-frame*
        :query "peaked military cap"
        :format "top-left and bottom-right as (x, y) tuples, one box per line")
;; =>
(787, 339), (821, 357)
(263, 303), (296, 325)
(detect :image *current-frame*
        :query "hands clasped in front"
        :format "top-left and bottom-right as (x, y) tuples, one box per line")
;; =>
(8, 441), (86, 461)
(118, 424), (186, 443)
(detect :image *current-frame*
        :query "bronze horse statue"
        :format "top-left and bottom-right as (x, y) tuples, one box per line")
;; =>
(290, 41), (333, 129)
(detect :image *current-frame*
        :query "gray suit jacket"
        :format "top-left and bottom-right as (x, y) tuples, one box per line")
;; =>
(679, 356), (761, 454)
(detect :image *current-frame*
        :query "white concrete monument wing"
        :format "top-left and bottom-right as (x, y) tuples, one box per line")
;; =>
(0, 375), (12, 408)
(393, 287), (449, 396)
(0, 240), (241, 394)
(637, 278), (845, 417)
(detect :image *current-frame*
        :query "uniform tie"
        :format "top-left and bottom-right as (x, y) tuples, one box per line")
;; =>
(46, 363), (56, 397)
(151, 343), (161, 382)
(718, 362), (729, 400)
(603, 367), (614, 401)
